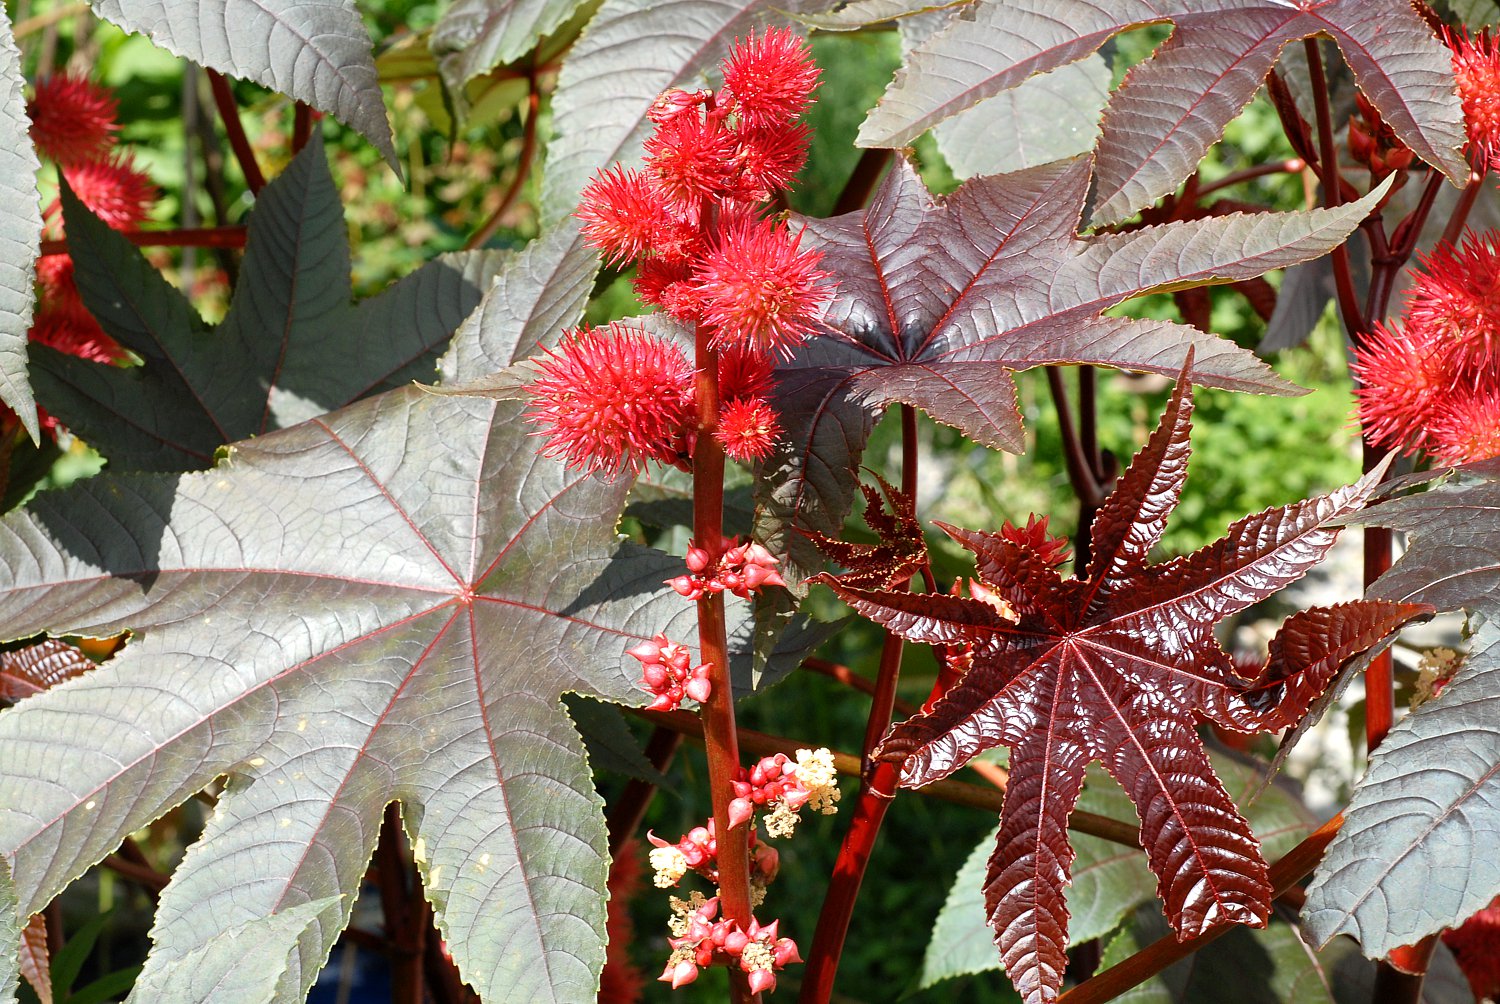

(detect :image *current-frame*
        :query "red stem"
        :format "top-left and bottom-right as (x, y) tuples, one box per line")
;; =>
(40, 226), (248, 257)
(830, 148), (893, 215)
(802, 658), (919, 717)
(464, 77), (540, 250)
(376, 804), (425, 1004)
(291, 102), (314, 155)
(1195, 158), (1306, 198)
(692, 257), (756, 999)
(1438, 172), (1484, 248)
(206, 69), (266, 194)
(1303, 38), (1365, 336)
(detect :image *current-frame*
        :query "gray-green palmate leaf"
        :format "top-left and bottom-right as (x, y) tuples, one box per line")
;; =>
(0, 387), (720, 1003)
(1304, 461), (1500, 958)
(86, 0), (395, 165)
(0, 6), (39, 443)
(856, 0), (1467, 224)
(1, 856), (16, 1004)
(32, 135), (498, 473)
(761, 155), (1390, 569)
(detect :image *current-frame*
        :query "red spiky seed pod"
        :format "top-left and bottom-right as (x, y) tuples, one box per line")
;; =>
(526, 323), (695, 478)
(720, 28), (821, 129)
(27, 74), (119, 167)
(59, 154), (159, 230)
(715, 396), (782, 462)
(1447, 28), (1500, 170)
(695, 214), (831, 357)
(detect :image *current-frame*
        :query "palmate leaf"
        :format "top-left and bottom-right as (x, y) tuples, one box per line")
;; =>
(761, 156), (1388, 567)
(540, 0), (825, 224)
(87, 0), (395, 165)
(32, 136), (497, 473)
(0, 6), (39, 443)
(857, 0), (1467, 223)
(1303, 461), (1500, 958)
(822, 372), (1429, 1004)
(0, 857), (15, 1004)
(0, 387), (725, 1002)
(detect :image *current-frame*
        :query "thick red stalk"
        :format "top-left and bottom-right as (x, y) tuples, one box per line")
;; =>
(40, 226), (248, 257)
(692, 310), (757, 1002)
(464, 76), (540, 250)
(376, 803), (426, 1004)
(291, 102), (314, 155)
(206, 69), (266, 194)
(1304, 39), (1365, 336)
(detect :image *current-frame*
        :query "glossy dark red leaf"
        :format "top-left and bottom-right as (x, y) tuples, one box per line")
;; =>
(825, 372), (1430, 1004)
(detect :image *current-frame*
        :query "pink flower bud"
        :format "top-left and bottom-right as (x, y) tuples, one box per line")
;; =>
(723, 928), (750, 955)
(643, 663), (670, 689)
(647, 693), (678, 712)
(747, 969), (777, 994)
(668, 575), (698, 597)
(774, 937), (802, 966)
(729, 796), (755, 829)
(686, 546), (713, 572)
(627, 637), (665, 663)
(666, 959), (699, 988)
(685, 676), (712, 703)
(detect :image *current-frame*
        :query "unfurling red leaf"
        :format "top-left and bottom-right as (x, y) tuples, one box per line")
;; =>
(804, 473), (927, 590)
(857, 0), (1466, 223)
(759, 156), (1390, 572)
(825, 371), (1429, 1004)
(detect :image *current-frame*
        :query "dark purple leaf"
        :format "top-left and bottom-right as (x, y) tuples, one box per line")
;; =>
(0, 640), (92, 705)
(761, 156), (1388, 569)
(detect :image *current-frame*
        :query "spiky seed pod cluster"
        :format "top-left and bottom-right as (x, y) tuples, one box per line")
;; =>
(1353, 234), (1500, 465)
(530, 29), (831, 481)
(22, 74), (161, 395)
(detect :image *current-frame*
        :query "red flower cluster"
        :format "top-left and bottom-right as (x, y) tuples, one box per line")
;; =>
(530, 30), (831, 478)
(1444, 894), (1500, 1003)
(1346, 92), (1413, 186)
(23, 74), (161, 388)
(1352, 234), (1500, 465)
(660, 895), (802, 994)
(627, 633), (712, 712)
(728, 748), (840, 837)
(666, 534), (786, 601)
(647, 820), (779, 890)
(1448, 28), (1500, 170)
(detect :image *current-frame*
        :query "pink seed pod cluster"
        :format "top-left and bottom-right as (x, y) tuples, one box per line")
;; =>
(627, 634), (712, 712)
(659, 895), (802, 994)
(647, 819), (780, 890)
(667, 535), (787, 601)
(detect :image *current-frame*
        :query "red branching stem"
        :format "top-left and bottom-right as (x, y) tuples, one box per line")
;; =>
(1439, 171), (1485, 248)
(1058, 812), (1346, 1004)
(1388, 171), (1447, 260)
(802, 658), (919, 717)
(693, 284), (757, 1002)
(1195, 158), (1306, 198)
(206, 69), (266, 194)
(831, 148), (893, 215)
(797, 759), (900, 1004)
(101, 851), (167, 896)
(40, 226), (249, 257)
(1047, 367), (1107, 567)
(291, 102), (314, 155)
(1304, 39), (1365, 335)
(605, 726), (683, 855)
(464, 77), (540, 251)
